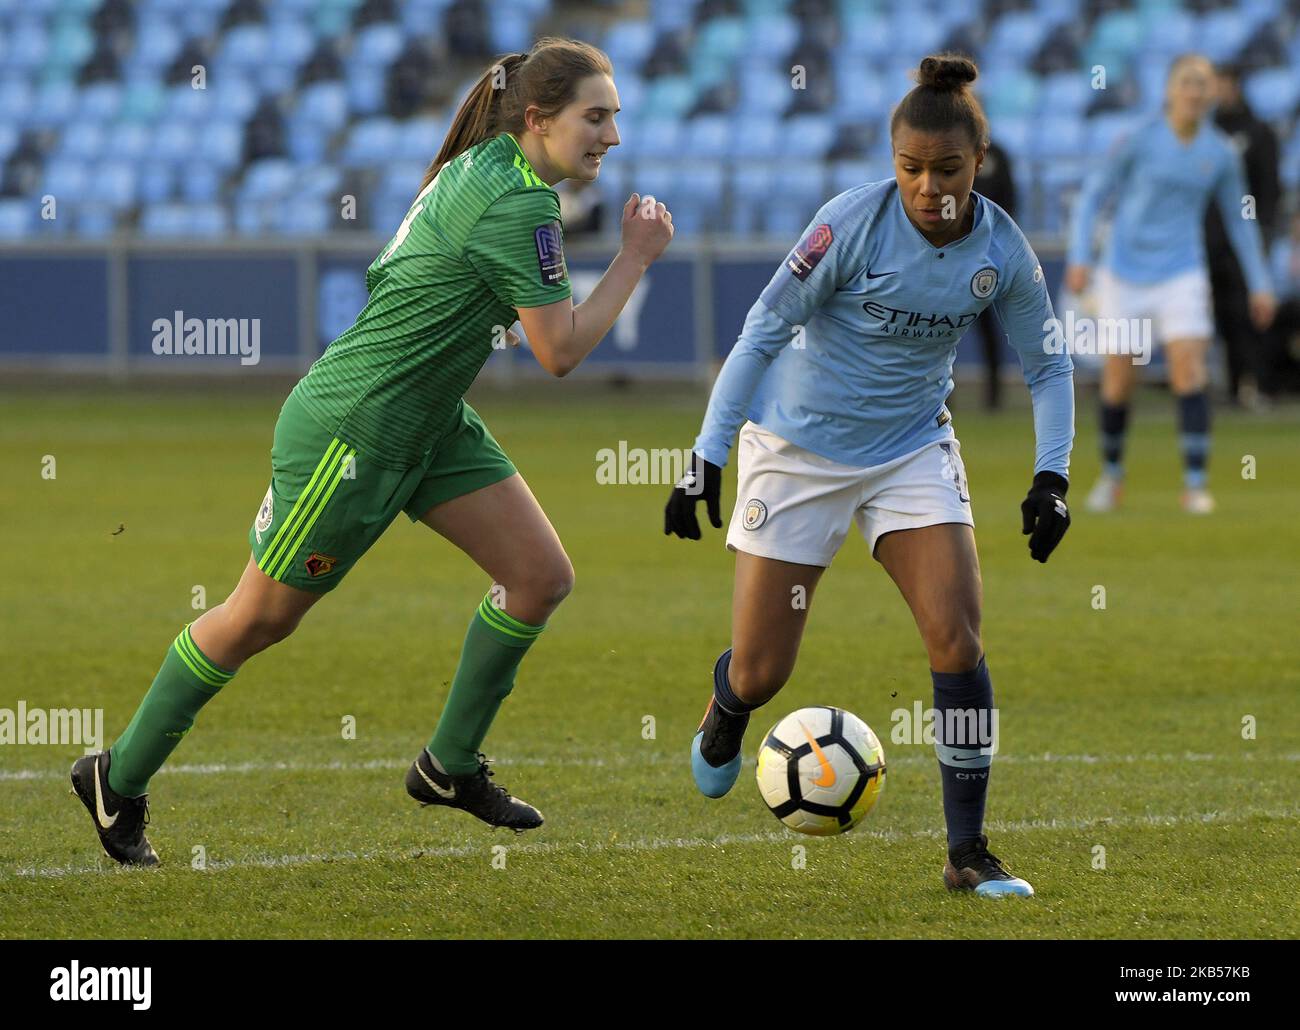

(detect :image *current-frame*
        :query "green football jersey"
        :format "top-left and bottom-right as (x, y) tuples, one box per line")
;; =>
(294, 132), (571, 468)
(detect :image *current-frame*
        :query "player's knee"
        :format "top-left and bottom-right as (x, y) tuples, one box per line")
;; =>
(927, 624), (982, 674)
(231, 608), (302, 655)
(519, 554), (575, 610)
(728, 653), (791, 705)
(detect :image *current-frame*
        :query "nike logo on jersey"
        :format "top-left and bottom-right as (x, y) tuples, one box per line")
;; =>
(94, 758), (118, 829)
(864, 268), (897, 279)
(417, 761), (456, 799)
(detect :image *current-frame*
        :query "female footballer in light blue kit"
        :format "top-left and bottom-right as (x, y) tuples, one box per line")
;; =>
(1066, 53), (1275, 515)
(664, 55), (1075, 896)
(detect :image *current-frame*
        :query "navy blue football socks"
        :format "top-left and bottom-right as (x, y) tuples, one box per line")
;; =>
(1099, 401), (1129, 480)
(1177, 391), (1211, 489)
(931, 656), (995, 849)
(712, 648), (759, 715)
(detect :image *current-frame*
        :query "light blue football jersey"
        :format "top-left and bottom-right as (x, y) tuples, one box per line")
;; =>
(694, 179), (1075, 477)
(1067, 114), (1272, 292)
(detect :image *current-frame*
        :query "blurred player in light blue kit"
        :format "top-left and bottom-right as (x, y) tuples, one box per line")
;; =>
(664, 54), (1075, 897)
(1066, 53), (1276, 515)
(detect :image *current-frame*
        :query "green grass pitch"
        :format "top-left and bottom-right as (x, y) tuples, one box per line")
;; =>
(1, 382), (1297, 939)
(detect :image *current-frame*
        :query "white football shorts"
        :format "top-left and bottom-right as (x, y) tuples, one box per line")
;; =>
(1095, 266), (1213, 343)
(725, 422), (975, 568)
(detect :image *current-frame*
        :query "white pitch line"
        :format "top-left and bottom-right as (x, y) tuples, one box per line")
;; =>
(8, 806), (1299, 880)
(2, 750), (1297, 783)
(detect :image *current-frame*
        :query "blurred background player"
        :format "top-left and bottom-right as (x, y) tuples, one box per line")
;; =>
(665, 55), (1074, 898)
(71, 38), (674, 866)
(1204, 61), (1280, 409)
(968, 131), (1018, 410)
(1066, 53), (1276, 516)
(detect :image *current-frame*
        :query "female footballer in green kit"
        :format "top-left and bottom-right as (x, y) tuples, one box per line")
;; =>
(72, 37), (674, 865)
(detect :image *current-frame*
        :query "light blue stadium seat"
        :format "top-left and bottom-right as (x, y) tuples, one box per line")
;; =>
(676, 159), (727, 231)
(47, 19), (94, 73)
(642, 76), (696, 119)
(743, 15), (799, 61)
(1035, 0), (1081, 26)
(119, 80), (165, 122)
(1245, 68), (1300, 121)
(59, 120), (105, 160)
(730, 161), (776, 234)
(165, 83), (212, 120)
(993, 116), (1034, 162)
(132, 18), (182, 69)
(1087, 11), (1143, 64)
(396, 116), (448, 163)
(153, 121), (196, 165)
(783, 114), (835, 158)
(829, 159), (887, 195)
(636, 117), (684, 160)
(241, 159), (297, 201)
(189, 202), (230, 239)
(0, 78), (33, 127)
(78, 82), (123, 121)
(739, 66), (795, 116)
(401, 0), (452, 37)
(1031, 115), (1086, 161)
(1138, 9), (1194, 56)
(731, 114), (782, 160)
(139, 203), (190, 237)
(209, 77), (259, 122)
(649, 0), (694, 32)
(235, 197), (270, 235)
(490, 9), (534, 54)
(983, 69), (1041, 120)
(684, 115), (732, 160)
(137, 165), (175, 205)
(43, 158), (88, 200)
(199, 120), (244, 169)
(73, 205), (117, 239)
(633, 159), (683, 207)
(832, 64), (890, 122)
(299, 164), (344, 199)
(276, 197), (332, 235)
(32, 81), (78, 128)
(181, 165), (222, 204)
(354, 23), (404, 68)
(267, 18), (314, 66)
(989, 12), (1049, 62)
(216, 24), (270, 69)
(288, 120), (328, 164)
(839, 12), (893, 61)
(0, 199), (34, 240)
(341, 117), (399, 168)
(1198, 10), (1252, 63)
(347, 66), (387, 118)
(296, 82), (350, 131)
(603, 20), (654, 73)
(88, 162), (137, 210)
(1038, 72), (1091, 118)
(255, 61), (299, 97)
(7, 19), (49, 72)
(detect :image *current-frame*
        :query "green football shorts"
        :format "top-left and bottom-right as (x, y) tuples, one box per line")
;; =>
(248, 388), (517, 593)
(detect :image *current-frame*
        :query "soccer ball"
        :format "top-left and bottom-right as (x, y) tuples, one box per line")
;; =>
(756, 706), (886, 836)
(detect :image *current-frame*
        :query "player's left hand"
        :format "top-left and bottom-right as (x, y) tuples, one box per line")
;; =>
(1020, 471), (1070, 563)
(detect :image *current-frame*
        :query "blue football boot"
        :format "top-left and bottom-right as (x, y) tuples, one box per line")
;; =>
(943, 834), (1035, 897)
(690, 697), (749, 798)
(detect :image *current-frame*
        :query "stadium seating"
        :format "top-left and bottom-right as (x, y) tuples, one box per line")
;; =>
(0, 0), (1296, 240)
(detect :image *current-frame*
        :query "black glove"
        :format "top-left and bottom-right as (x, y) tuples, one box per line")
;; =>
(1020, 471), (1070, 563)
(664, 452), (722, 540)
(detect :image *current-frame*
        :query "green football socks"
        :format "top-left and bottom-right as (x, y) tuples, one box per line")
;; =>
(428, 593), (545, 775)
(108, 624), (235, 797)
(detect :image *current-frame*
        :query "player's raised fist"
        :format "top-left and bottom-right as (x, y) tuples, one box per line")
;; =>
(621, 192), (674, 266)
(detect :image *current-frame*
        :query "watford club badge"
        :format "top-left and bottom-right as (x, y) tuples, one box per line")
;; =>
(304, 552), (337, 577)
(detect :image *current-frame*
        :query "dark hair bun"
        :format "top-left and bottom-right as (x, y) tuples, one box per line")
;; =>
(916, 54), (978, 92)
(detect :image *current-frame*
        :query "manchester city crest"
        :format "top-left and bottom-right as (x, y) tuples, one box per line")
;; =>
(742, 499), (768, 530)
(970, 267), (998, 298)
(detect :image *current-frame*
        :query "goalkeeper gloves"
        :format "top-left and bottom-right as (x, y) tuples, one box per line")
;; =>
(1020, 471), (1070, 563)
(664, 452), (722, 540)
